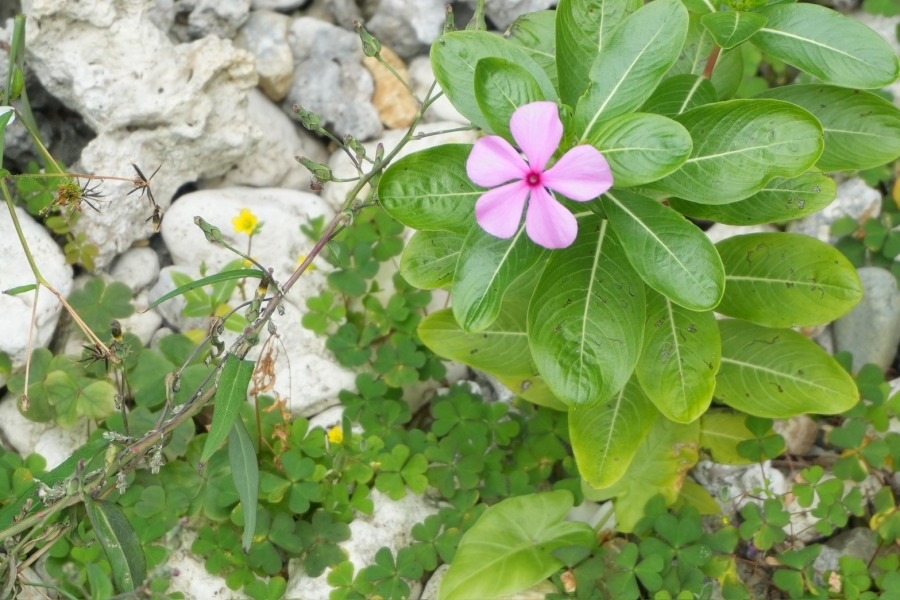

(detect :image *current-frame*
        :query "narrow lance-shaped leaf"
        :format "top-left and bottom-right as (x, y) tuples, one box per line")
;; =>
(399, 230), (464, 290)
(603, 189), (724, 310)
(144, 269), (264, 311)
(716, 233), (863, 328)
(84, 498), (147, 593)
(452, 223), (547, 332)
(527, 217), (645, 406)
(431, 31), (557, 132)
(648, 99), (824, 204)
(701, 11), (767, 49)
(635, 290), (720, 424)
(229, 417), (259, 553)
(715, 319), (859, 418)
(474, 57), (549, 142)
(758, 85), (900, 173)
(576, 0), (689, 142)
(379, 145), (478, 235)
(587, 113), (693, 187)
(555, 0), (642, 105)
(639, 74), (718, 118)
(669, 171), (836, 226)
(750, 3), (900, 90)
(201, 355), (256, 463)
(570, 377), (660, 489)
(438, 490), (594, 600)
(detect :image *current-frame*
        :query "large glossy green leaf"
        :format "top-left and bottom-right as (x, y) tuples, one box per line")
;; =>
(639, 74), (718, 118)
(701, 11), (767, 49)
(555, 0), (643, 106)
(668, 15), (743, 100)
(716, 319), (859, 418)
(475, 58), (549, 141)
(648, 99), (823, 204)
(750, 3), (900, 89)
(439, 490), (594, 600)
(452, 223), (547, 332)
(229, 418), (259, 553)
(379, 145), (478, 235)
(758, 85), (900, 173)
(84, 498), (147, 593)
(669, 171), (836, 225)
(527, 218), (645, 406)
(716, 233), (863, 328)
(699, 410), (756, 465)
(583, 417), (700, 532)
(587, 113), (693, 187)
(201, 355), (255, 463)
(603, 189), (724, 310)
(575, 0), (689, 142)
(431, 31), (557, 132)
(507, 10), (558, 89)
(570, 377), (660, 489)
(635, 291), (720, 424)
(400, 230), (464, 290)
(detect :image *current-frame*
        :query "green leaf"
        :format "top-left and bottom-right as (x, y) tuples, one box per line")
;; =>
(699, 410), (757, 465)
(701, 11), (767, 49)
(379, 145), (479, 235)
(602, 189), (724, 310)
(67, 278), (135, 336)
(507, 10), (558, 88)
(431, 30), (557, 132)
(145, 269), (264, 312)
(584, 417), (699, 532)
(716, 233), (863, 328)
(575, 0), (689, 142)
(399, 230), (464, 290)
(669, 171), (836, 225)
(570, 377), (660, 488)
(474, 58), (550, 142)
(750, 3), (900, 89)
(648, 99), (824, 204)
(452, 223), (546, 332)
(555, 0), (643, 106)
(201, 355), (255, 463)
(635, 291), (720, 423)
(758, 84), (900, 173)
(3, 283), (37, 296)
(587, 113), (693, 187)
(83, 498), (147, 593)
(639, 74), (718, 118)
(78, 380), (117, 420)
(527, 217), (645, 406)
(715, 319), (859, 418)
(229, 418), (259, 553)
(438, 490), (594, 600)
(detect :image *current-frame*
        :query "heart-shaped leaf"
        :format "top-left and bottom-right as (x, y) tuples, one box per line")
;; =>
(587, 113), (693, 187)
(715, 319), (858, 418)
(716, 232), (863, 328)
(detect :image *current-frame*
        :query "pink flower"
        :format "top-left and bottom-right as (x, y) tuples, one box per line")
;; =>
(466, 102), (613, 250)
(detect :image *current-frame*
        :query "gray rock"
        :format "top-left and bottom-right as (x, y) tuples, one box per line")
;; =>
(834, 267), (900, 372)
(366, 0), (445, 59)
(110, 247), (161, 293)
(166, 0), (251, 42)
(235, 10), (294, 101)
(787, 177), (881, 244)
(703, 223), (777, 245)
(0, 206), (73, 375)
(23, 0), (260, 268)
(0, 395), (88, 469)
(813, 527), (878, 577)
(285, 17), (382, 140)
(462, 0), (555, 30)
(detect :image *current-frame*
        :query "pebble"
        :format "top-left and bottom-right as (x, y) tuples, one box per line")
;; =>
(366, 0), (445, 59)
(110, 247), (161, 293)
(834, 267), (900, 372)
(787, 177), (882, 244)
(363, 47), (419, 130)
(235, 10), (294, 102)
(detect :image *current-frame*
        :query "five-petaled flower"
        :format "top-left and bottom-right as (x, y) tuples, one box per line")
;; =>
(232, 208), (259, 236)
(466, 101), (613, 249)
(327, 425), (344, 445)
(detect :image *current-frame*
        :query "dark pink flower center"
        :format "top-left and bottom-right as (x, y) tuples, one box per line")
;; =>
(525, 171), (542, 188)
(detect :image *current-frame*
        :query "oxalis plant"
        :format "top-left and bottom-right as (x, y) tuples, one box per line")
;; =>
(374, 0), (900, 597)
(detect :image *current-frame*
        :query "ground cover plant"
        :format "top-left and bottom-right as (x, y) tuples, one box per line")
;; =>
(0, 0), (898, 599)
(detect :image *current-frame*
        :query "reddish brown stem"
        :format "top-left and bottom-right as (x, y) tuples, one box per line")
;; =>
(704, 45), (721, 80)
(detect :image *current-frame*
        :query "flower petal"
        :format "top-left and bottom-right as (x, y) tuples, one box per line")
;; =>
(542, 145), (614, 201)
(525, 186), (578, 249)
(510, 101), (562, 173)
(475, 180), (530, 239)
(467, 136), (529, 188)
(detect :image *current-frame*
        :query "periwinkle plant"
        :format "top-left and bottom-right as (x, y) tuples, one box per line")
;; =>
(377, 0), (900, 556)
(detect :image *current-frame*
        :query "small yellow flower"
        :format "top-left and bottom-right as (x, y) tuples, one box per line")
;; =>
(327, 425), (344, 445)
(297, 254), (317, 272)
(232, 208), (259, 236)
